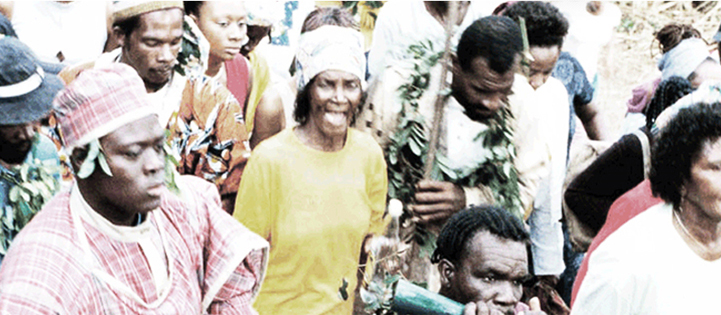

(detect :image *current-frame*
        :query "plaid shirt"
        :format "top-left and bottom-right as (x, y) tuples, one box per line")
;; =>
(0, 176), (268, 314)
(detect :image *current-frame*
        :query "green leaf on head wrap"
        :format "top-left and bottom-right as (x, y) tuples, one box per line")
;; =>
(76, 139), (112, 179)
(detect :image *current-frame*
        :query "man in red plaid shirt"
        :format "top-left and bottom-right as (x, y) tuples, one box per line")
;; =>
(0, 63), (268, 314)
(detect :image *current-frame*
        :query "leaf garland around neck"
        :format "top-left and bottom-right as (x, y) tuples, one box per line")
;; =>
(385, 41), (522, 250)
(0, 135), (62, 255)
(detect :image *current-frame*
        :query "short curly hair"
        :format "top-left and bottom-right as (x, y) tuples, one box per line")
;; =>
(457, 16), (523, 75)
(502, 1), (569, 48)
(650, 102), (721, 206)
(431, 205), (529, 264)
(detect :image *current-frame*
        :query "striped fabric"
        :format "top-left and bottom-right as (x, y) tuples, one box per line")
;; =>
(0, 175), (268, 314)
(52, 63), (156, 149)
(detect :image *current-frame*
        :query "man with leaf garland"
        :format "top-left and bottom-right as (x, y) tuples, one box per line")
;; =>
(58, 1), (251, 214)
(359, 15), (550, 290)
(362, 16), (548, 226)
(0, 63), (268, 314)
(0, 36), (63, 264)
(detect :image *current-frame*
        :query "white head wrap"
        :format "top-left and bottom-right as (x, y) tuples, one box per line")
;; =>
(295, 25), (366, 91)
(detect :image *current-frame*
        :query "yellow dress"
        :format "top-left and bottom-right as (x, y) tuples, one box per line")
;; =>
(234, 128), (389, 314)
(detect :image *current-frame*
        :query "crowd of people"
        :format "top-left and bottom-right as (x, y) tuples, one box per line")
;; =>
(0, 1), (719, 314)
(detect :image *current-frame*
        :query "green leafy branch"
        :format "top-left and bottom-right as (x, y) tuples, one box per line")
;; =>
(385, 40), (523, 243)
(1, 158), (61, 255)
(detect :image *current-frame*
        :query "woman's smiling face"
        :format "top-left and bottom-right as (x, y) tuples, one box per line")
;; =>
(305, 70), (362, 140)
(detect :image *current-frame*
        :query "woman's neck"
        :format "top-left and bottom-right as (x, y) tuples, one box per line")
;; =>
(294, 124), (346, 152)
(205, 54), (224, 78)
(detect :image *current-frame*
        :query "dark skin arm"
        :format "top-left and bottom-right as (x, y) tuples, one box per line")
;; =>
(576, 100), (612, 140)
(249, 89), (285, 149)
(221, 193), (237, 215)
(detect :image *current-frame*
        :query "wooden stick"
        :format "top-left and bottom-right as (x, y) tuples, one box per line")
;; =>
(423, 1), (459, 179)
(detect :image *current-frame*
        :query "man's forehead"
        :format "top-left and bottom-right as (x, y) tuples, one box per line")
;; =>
(467, 56), (516, 89)
(464, 231), (528, 273)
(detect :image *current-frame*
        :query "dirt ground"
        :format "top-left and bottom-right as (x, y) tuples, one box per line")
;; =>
(595, 1), (721, 136)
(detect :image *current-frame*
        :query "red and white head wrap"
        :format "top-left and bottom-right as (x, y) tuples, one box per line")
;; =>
(53, 63), (157, 150)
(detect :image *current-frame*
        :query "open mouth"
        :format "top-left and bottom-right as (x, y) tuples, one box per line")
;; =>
(224, 47), (241, 54)
(324, 112), (348, 127)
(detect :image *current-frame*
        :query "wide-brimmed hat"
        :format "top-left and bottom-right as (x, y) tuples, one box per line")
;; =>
(0, 36), (64, 125)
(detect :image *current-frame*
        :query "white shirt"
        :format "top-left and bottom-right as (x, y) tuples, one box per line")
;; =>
(572, 203), (721, 314)
(528, 77), (570, 276)
(12, 1), (107, 65)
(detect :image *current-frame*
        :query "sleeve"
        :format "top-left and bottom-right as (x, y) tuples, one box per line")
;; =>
(366, 3), (395, 79)
(207, 249), (266, 315)
(177, 77), (252, 197)
(510, 95), (552, 219)
(188, 177), (268, 314)
(564, 134), (645, 233)
(0, 256), (66, 315)
(567, 54), (594, 108)
(233, 148), (273, 240)
(366, 142), (390, 236)
(206, 80), (252, 197)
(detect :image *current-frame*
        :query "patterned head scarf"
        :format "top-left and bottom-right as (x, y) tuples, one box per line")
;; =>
(657, 38), (711, 81)
(53, 63), (157, 150)
(295, 25), (366, 91)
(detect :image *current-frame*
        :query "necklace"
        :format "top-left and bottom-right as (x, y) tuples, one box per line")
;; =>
(673, 206), (709, 250)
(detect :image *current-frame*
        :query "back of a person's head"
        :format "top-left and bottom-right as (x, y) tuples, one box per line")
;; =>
(301, 7), (358, 34)
(431, 205), (529, 264)
(502, 1), (569, 48)
(650, 102), (721, 206)
(655, 23), (703, 54)
(645, 76), (694, 129)
(457, 16), (522, 75)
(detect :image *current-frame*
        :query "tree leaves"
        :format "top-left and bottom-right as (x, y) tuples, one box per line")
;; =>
(385, 40), (523, 225)
(1, 150), (61, 255)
